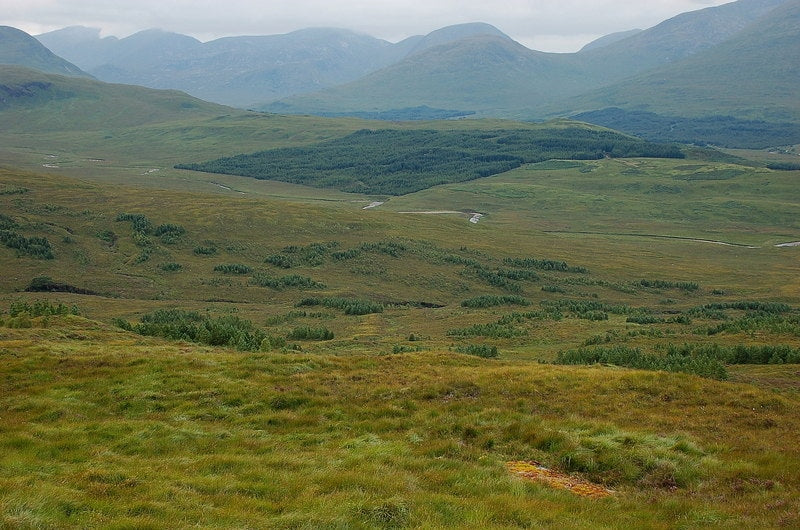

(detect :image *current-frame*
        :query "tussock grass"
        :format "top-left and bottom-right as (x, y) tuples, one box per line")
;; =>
(1, 321), (798, 527)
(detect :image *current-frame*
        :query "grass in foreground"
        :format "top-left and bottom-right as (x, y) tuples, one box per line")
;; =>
(0, 316), (798, 528)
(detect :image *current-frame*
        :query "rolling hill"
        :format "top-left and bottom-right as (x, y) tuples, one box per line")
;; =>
(563, 0), (800, 146)
(2, 18), (800, 526)
(0, 25), (89, 77)
(268, 0), (793, 124)
(36, 23), (510, 109)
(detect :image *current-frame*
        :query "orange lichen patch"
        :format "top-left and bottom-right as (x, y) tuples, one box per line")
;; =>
(507, 461), (614, 499)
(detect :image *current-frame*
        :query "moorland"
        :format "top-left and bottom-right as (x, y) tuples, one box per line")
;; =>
(1, 2), (800, 527)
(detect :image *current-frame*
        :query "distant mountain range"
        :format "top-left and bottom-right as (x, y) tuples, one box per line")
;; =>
(35, 22), (512, 109)
(0, 0), (797, 147)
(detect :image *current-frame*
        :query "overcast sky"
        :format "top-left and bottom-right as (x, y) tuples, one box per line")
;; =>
(4, 0), (733, 52)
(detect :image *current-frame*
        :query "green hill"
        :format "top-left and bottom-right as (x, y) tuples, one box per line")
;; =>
(266, 35), (590, 117)
(560, 0), (800, 137)
(0, 26), (89, 78)
(1, 53), (800, 526)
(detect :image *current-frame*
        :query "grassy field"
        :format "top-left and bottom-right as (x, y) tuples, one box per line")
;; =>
(1, 85), (800, 526)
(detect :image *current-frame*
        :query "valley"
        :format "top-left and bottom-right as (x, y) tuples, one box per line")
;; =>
(1, 1), (799, 527)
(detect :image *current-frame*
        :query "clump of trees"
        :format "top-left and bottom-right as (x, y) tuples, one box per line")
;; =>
(555, 346), (728, 380)
(287, 326), (334, 341)
(455, 344), (499, 358)
(0, 230), (54, 259)
(297, 297), (384, 315)
(114, 309), (268, 351)
(461, 295), (530, 308)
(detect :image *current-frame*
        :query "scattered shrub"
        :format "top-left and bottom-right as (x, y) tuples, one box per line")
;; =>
(160, 262), (182, 272)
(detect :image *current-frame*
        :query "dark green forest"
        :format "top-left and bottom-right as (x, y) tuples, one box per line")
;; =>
(176, 127), (684, 195)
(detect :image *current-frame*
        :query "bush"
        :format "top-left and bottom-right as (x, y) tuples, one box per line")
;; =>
(115, 309), (268, 351)
(287, 326), (334, 341)
(25, 276), (98, 295)
(250, 273), (325, 290)
(214, 263), (252, 274)
(160, 262), (182, 272)
(194, 246), (217, 255)
(638, 279), (699, 292)
(455, 344), (499, 358)
(8, 299), (79, 318)
(297, 297), (383, 315)
(555, 345), (728, 380)
(0, 230), (54, 259)
(461, 295), (530, 308)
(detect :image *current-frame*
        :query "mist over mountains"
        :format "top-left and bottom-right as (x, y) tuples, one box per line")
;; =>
(1, 0), (798, 147)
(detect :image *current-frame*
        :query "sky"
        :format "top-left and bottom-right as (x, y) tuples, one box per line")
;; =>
(3, 0), (733, 53)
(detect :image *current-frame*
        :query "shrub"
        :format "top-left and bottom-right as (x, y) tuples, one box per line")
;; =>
(194, 246), (217, 255)
(214, 263), (252, 274)
(115, 309), (268, 351)
(250, 273), (324, 290)
(0, 230), (54, 259)
(116, 213), (152, 234)
(25, 276), (98, 295)
(555, 345), (728, 380)
(8, 299), (79, 318)
(160, 262), (182, 272)
(461, 295), (530, 308)
(455, 344), (499, 358)
(287, 326), (334, 341)
(297, 297), (383, 315)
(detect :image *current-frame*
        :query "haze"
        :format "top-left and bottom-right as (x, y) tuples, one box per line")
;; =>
(4, 0), (731, 52)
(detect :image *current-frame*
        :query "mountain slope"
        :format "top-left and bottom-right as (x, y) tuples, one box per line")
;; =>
(268, 0), (791, 119)
(267, 35), (589, 117)
(0, 26), (89, 77)
(563, 0), (800, 129)
(578, 0), (789, 81)
(0, 64), (229, 129)
(37, 26), (399, 108)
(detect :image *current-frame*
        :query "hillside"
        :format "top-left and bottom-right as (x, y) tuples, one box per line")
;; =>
(268, 0), (792, 123)
(267, 35), (590, 117)
(1, 49), (800, 526)
(0, 26), (88, 77)
(36, 23), (509, 109)
(562, 0), (800, 143)
(0, 65), (229, 128)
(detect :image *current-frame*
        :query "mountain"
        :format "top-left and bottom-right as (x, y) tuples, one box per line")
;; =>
(577, 0), (789, 81)
(267, 35), (593, 117)
(562, 0), (800, 146)
(34, 25), (119, 70)
(269, 0), (791, 119)
(579, 29), (642, 52)
(403, 22), (511, 55)
(36, 26), (398, 107)
(36, 22), (516, 109)
(0, 26), (89, 77)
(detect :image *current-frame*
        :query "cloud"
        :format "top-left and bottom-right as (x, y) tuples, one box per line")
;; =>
(1, 0), (732, 52)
